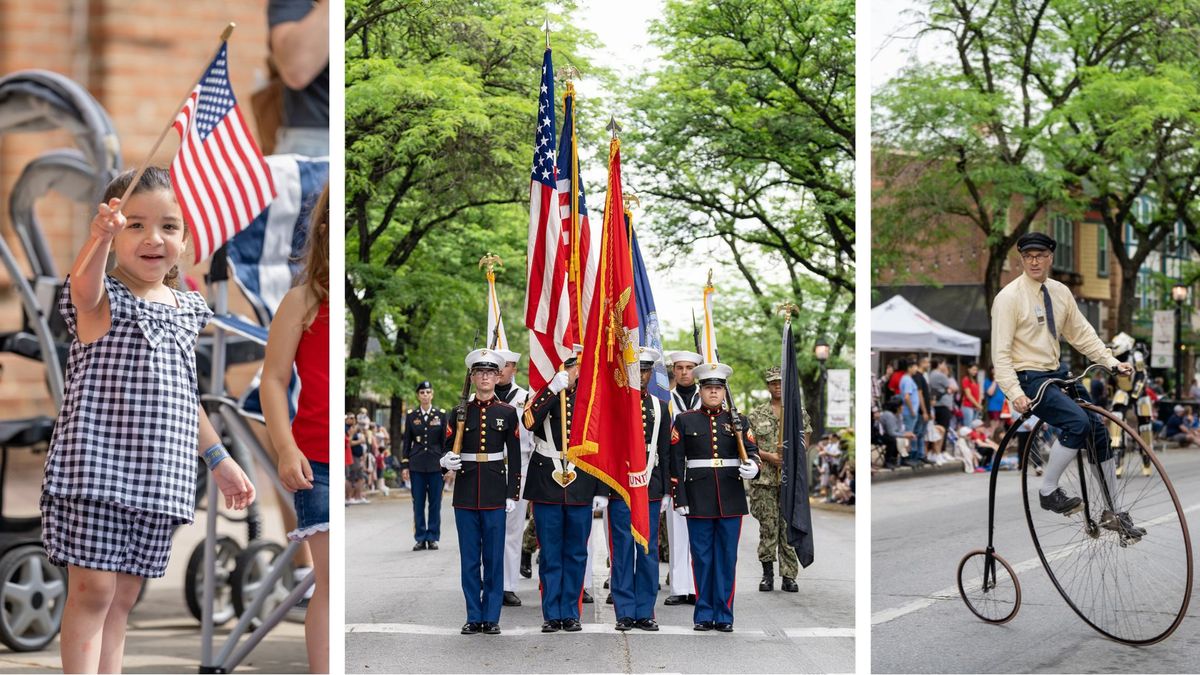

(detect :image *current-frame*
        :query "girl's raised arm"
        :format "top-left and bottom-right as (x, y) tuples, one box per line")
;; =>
(69, 198), (125, 337)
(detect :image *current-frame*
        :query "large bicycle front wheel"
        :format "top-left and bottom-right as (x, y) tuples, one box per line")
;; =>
(1021, 405), (1193, 645)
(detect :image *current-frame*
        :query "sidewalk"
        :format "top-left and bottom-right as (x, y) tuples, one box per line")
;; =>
(0, 451), (307, 674)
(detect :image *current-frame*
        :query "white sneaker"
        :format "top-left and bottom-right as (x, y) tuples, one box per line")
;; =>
(381, 484), (391, 497)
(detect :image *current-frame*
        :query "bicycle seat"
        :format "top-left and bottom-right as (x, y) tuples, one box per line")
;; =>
(0, 416), (54, 447)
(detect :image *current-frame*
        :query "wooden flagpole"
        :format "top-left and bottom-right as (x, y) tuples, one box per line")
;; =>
(78, 22), (236, 270)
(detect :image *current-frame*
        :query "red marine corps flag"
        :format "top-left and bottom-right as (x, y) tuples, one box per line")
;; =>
(568, 122), (650, 550)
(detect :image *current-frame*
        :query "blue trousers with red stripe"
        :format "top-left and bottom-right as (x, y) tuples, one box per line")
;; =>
(532, 502), (592, 621)
(687, 516), (742, 625)
(607, 499), (661, 620)
(410, 470), (443, 542)
(454, 507), (506, 623)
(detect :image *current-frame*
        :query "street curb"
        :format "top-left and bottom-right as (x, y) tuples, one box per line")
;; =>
(871, 459), (970, 483)
(809, 498), (854, 514)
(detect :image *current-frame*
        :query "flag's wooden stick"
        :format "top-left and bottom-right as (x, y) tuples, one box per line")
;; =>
(78, 22), (236, 271)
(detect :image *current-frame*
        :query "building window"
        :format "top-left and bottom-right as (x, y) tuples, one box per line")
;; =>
(1052, 214), (1075, 272)
(1097, 225), (1109, 277)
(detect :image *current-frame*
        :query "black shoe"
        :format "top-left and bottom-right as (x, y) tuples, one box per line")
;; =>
(665, 594), (687, 605)
(428, 541), (438, 550)
(503, 591), (522, 607)
(581, 591), (594, 604)
(481, 622), (501, 635)
(781, 576), (799, 592)
(603, 578), (610, 589)
(759, 561), (774, 592)
(686, 593), (696, 605)
(541, 620), (560, 633)
(561, 618), (582, 632)
(1101, 510), (1147, 538)
(520, 551), (532, 578)
(715, 622), (733, 632)
(884, 461), (900, 470)
(693, 621), (714, 631)
(615, 617), (635, 631)
(413, 541), (427, 551)
(461, 622), (480, 634)
(1039, 488), (1084, 515)
(635, 618), (659, 631)
(606, 593), (613, 604)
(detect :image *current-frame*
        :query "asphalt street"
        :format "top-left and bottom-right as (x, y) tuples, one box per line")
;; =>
(872, 447), (1200, 673)
(345, 492), (855, 673)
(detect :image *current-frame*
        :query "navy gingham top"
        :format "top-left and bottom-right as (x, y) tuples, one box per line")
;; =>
(42, 275), (214, 521)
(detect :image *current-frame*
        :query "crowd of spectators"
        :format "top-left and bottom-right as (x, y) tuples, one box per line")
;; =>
(345, 408), (393, 505)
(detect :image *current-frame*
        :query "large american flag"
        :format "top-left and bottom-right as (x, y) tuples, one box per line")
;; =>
(523, 48), (573, 392)
(557, 85), (598, 352)
(171, 42), (275, 263)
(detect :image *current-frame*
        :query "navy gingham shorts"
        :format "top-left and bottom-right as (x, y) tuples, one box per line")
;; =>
(41, 496), (184, 578)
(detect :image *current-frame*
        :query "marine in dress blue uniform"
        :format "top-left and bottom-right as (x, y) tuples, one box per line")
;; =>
(402, 380), (448, 551)
(441, 349), (522, 635)
(523, 350), (608, 633)
(607, 347), (671, 631)
(663, 349), (702, 605)
(670, 362), (761, 632)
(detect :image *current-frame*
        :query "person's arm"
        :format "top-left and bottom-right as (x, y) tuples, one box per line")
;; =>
(70, 199), (127, 343)
(1060, 293), (1120, 369)
(269, 0), (330, 90)
(197, 406), (256, 510)
(505, 410), (522, 500)
(260, 287), (312, 492)
(669, 420), (688, 510)
(991, 291), (1024, 402)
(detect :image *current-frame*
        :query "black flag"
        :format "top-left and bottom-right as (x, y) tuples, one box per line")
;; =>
(780, 320), (815, 567)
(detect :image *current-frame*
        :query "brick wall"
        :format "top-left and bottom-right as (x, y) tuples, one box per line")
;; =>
(0, 1), (273, 417)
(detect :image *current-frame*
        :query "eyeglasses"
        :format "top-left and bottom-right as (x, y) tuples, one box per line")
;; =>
(1021, 252), (1052, 263)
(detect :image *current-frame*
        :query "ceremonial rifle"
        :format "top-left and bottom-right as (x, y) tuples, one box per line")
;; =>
(694, 309), (749, 462)
(450, 331), (480, 456)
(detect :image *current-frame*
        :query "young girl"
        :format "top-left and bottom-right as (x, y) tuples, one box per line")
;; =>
(261, 183), (329, 673)
(42, 167), (257, 674)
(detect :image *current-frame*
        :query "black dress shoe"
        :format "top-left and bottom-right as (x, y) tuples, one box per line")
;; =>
(1039, 488), (1084, 515)
(781, 576), (799, 592)
(581, 590), (594, 604)
(461, 622), (480, 634)
(481, 622), (501, 635)
(541, 620), (560, 633)
(561, 618), (582, 632)
(615, 617), (635, 631)
(665, 594), (686, 605)
(520, 551), (533, 578)
(413, 541), (427, 551)
(685, 593), (696, 605)
(503, 591), (522, 607)
(603, 578), (610, 589)
(715, 622), (733, 632)
(606, 593), (613, 604)
(693, 621), (714, 631)
(635, 618), (659, 631)
(427, 541), (439, 550)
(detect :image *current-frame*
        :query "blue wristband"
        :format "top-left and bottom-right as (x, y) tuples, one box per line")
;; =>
(203, 443), (230, 470)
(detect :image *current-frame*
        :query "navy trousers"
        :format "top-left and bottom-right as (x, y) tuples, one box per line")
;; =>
(454, 507), (506, 623)
(532, 502), (592, 621)
(607, 499), (661, 620)
(1018, 367), (1111, 462)
(687, 516), (742, 625)
(410, 470), (443, 542)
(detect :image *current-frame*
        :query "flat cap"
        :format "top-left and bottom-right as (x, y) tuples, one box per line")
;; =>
(1017, 231), (1056, 253)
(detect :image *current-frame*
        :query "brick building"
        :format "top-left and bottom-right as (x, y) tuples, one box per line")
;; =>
(0, 2), (274, 419)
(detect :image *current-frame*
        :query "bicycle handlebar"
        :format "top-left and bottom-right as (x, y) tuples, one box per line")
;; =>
(1027, 363), (1113, 411)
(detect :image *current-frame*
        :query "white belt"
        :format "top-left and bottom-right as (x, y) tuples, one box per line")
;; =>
(686, 458), (741, 469)
(534, 444), (563, 460)
(461, 451), (505, 463)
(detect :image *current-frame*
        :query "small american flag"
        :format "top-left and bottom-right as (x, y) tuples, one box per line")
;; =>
(171, 42), (275, 263)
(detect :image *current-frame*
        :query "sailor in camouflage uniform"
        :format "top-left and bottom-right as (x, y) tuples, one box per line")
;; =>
(746, 366), (801, 592)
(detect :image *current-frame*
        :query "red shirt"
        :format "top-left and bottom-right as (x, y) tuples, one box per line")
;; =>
(961, 376), (981, 408)
(887, 370), (905, 396)
(292, 301), (330, 463)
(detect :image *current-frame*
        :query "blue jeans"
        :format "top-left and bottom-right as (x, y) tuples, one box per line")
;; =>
(901, 409), (926, 461)
(1017, 367), (1111, 462)
(961, 407), (978, 430)
(410, 471), (444, 543)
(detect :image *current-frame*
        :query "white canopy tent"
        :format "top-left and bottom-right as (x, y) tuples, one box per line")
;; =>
(872, 295), (981, 357)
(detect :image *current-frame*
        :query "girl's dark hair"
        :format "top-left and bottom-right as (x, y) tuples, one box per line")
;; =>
(102, 167), (186, 289)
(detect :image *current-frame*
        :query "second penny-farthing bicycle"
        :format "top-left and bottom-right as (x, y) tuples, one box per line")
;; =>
(957, 364), (1193, 645)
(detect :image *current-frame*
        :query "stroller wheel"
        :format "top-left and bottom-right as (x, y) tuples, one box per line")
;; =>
(231, 541), (296, 628)
(0, 544), (66, 651)
(184, 536), (241, 625)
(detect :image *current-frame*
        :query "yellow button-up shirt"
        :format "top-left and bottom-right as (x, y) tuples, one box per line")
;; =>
(991, 273), (1117, 402)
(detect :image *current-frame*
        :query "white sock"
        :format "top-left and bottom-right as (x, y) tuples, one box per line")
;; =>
(1040, 440), (1080, 496)
(1100, 458), (1120, 511)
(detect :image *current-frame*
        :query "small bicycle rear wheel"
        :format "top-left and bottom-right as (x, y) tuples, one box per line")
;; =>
(957, 549), (1020, 624)
(1021, 406), (1192, 645)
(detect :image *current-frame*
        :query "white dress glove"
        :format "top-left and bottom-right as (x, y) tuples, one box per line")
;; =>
(674, 505), (690, 516)
(739, 460), (759, 480)
(548, 370), (570, 394)
(440, 453), (462, 471)
(505, 498), (516, 513)
(592, 495), (609, 512)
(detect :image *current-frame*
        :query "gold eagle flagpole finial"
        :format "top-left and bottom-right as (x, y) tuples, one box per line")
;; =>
(556, 64), (580, 83)
(478, 252), (504, 275)
(777, 302), (799, 324)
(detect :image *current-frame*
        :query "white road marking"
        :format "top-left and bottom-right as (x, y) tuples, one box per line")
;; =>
(346, 622), (854, 638)
(872, 501), (1200, 626)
